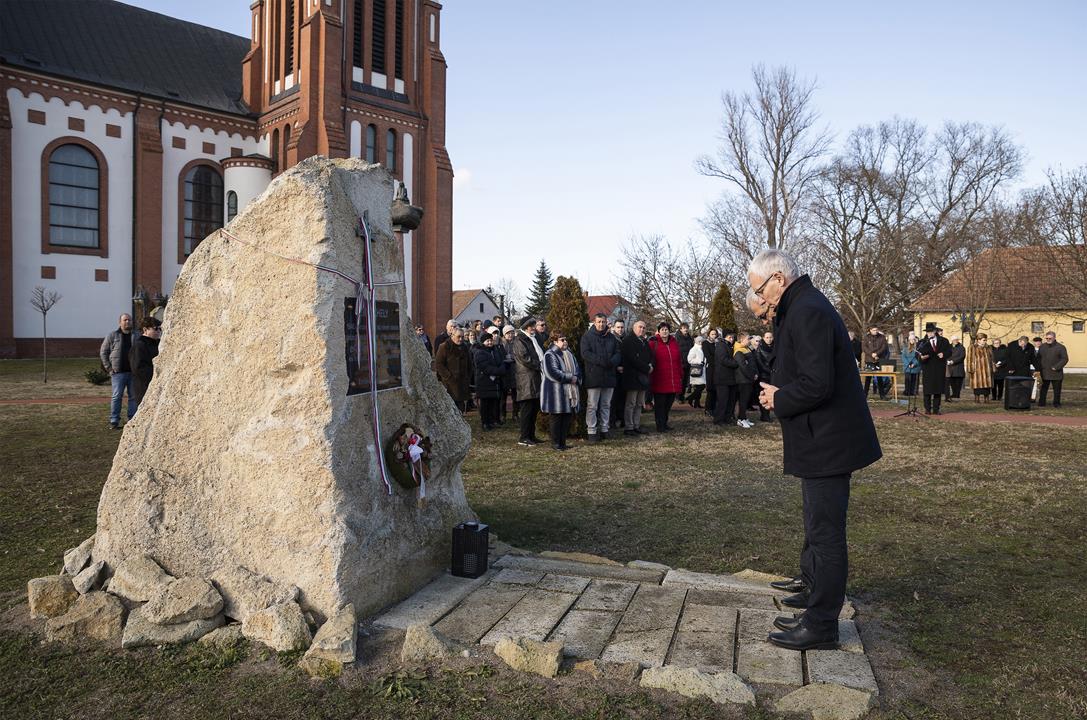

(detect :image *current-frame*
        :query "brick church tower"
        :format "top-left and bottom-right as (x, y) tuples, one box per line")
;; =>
(239, 0), (453, 334)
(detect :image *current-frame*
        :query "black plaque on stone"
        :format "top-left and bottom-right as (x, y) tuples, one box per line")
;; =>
(345, 297), (402, 395)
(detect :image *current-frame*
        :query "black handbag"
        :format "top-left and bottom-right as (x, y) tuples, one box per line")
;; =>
(689, 363), (704, 378)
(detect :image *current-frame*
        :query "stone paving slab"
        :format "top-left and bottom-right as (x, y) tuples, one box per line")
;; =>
(663, 569), (784, 596)
(686, 588), (779, 610)
(432, 584), (528, 644)
(573, 579), (639, 612)
(668, 605), (736, 673)
(601, 585), (686, 667)
(806, 649), (879, 694)
(838, 619), (863, 653)
(548, 609), (623, 658)
(480, 588), (579, 646)
(496, 555), (665, 584)
(373, 570), (495, 629)
(538, 574), (592, 594)
(737, 609), (783, 642)
(492, 569), (545, 586)
(737, 640), (804, 686)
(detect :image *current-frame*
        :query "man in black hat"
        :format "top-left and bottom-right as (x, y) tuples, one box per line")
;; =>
(917, 322), (952, 414)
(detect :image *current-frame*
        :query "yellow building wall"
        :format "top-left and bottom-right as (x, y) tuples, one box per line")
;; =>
(913, 311), (1087, 371)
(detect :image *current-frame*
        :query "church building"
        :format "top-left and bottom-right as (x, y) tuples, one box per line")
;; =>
(0, 0), (453, 357)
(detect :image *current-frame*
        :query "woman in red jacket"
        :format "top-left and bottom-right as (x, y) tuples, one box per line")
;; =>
(649, 322), (683, 432)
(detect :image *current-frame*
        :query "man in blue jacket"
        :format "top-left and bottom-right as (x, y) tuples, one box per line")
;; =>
(750, 249), (882, 651)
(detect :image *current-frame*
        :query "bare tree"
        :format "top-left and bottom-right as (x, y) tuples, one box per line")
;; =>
(1023, 166), (1087, 306)
(30, 286), (61, 383)
(487, 277), (522, 321)
(697, 64), (832, 252)
(613, 234), (722, 331)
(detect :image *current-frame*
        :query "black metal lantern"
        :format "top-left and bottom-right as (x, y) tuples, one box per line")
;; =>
(451, 522), (489, 578)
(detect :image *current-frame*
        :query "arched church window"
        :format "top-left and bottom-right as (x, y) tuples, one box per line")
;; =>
(271, 129), (280, 172)
(386, 129), (397, 172)
(366, 124), (376, 163)
(182, 164), (224, 257)
(47, 144), (100, 249)
(227, 191), (238, 223)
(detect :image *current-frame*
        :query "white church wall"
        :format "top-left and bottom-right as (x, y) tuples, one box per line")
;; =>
(8, 88), (134, 340)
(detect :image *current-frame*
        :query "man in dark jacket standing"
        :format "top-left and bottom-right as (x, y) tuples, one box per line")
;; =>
(620, 320), (654, 435)
(755, 330), (775, 422)
(513, 318), (545, 445)
(129, 316), (161, 412)
(703, 329), (718, 415)
(917, 323), (952, 414)
(581, 313), (623, 441)
(861, 327), (890, 399)
(945, 335), (966, 401)
(990, 338), (1008, 400)
(676, 323), (694, 402)
(750, 249), (882, 651)
(99, 313), (135, 429)
(1004, 335), (1035, 377)
(1036, 331), (1068, 407)
(712, 331), (739, 426)
(609, 320), (627, 430)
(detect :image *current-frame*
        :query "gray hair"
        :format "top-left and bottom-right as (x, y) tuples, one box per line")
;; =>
(748, 249), (801, 283)
(745, 288), (763, 310)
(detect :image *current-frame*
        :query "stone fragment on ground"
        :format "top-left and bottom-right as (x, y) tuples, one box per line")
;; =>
(198, 624), (245, 649)
(840, 599), (857, 619)
(626, 560), (671, 572)
(28, 576), (79, 619)
(210, 565), (299, 622)
(121, 605), (224, 649)
(640, 666), (755, 706)
(300, 604), (356, 677)
(242, 601), (312, 652)
(733, 568), (789, 585)
(45, 591), (126, 646)
(806, 650), (879, 694)
(775, 683), (876, 720)
(494, 637), (563, 678)
(144, 577), (224, 624)
(838, 619), (863, 653)
(73, 561), (106, 594)
(108, 555), (173, 604)
(400, 623), (465, 664)
(538, 551), (622, 566)
(62, 535), (95, 576)
(572, 659), (642, 683)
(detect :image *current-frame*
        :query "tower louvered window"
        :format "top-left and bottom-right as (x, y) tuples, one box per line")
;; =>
(394, 0), (404, 78)
(285, 0), (295, 73)
(372, 0), (386, 74)
(353, 0), (364, 67)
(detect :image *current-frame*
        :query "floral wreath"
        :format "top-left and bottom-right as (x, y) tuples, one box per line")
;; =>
(386, 423), (432, 498)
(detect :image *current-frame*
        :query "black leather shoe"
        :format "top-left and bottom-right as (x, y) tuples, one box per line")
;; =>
(770, 577), (806, 593)
(773, 615), (802, 632)
(636, 428), (651, 435)
(768, 624), (838, 651)
(781, 591), (810, 609)
(624, 429), (639, 437)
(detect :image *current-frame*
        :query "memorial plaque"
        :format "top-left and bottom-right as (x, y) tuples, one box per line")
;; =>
(345, 298), (402, 394)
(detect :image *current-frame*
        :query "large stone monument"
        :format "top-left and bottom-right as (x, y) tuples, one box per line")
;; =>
(93, 157), (474, 621)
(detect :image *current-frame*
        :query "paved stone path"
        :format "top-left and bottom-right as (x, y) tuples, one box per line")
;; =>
(375, 551), (879, 699)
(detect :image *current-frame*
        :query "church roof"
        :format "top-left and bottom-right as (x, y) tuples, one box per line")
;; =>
(0, 0), (252, 116)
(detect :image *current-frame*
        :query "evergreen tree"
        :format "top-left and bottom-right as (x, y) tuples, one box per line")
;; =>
(709, 283), (738, 334)
(524, 260), (554, 319)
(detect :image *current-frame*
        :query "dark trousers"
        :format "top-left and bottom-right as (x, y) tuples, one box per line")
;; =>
(992, 378), (1004, 399)
(923, 393), (942, 413)
(611, 386), (627, 428)
(800, 474), (851, 634)
(681, 369), (690, 399)
(904, 374), (919, 397)
(652, 392), (675, 430)
(713, 384), (737, 423)
(947, 377), (964, 399)
(737, 383), (753, 421)
(518, 398), (540, 441)
(549, 412), (572, 448)
(688, 385), (704, 407)
(864, 374), (889, 398)
(480, 397), (501, 427)
(1039, 379), (1063, 406)
(705, 385), (717, 414)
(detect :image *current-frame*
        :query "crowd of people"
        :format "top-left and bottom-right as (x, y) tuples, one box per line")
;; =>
(424, 304), (785, 451)
(849, 324), (1070, 414)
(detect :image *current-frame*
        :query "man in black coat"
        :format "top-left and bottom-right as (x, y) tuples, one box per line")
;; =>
(754, 330), (775, 422)
(581, 313), (623, 441)
(917, 323), (952, 415)
(750, 250), (882, 651)
(712, 332), (739, 425)
(1004, 335), (1035, 377)
(512, 317), (545, 445)
(990, 338), (1008, 400)
(609, 320), (627, 430)
(676, 322), (695, 401)
(702, 329), (718, 415)
(620, 320), (654, 435)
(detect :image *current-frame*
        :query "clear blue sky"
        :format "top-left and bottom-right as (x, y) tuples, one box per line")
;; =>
(127, 0), (1087, 300)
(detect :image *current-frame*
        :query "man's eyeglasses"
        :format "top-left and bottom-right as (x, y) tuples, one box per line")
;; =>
(753, 272), (780, 297)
